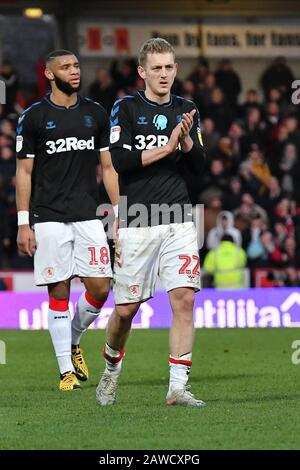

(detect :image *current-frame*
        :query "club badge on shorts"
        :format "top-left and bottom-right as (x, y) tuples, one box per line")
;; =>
(43, 267), (54, 281)
(129, 285), (139, 298)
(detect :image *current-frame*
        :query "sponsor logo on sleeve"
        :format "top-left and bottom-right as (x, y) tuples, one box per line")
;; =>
(16, 135), (23, 152)
(110, 125), (121, 144)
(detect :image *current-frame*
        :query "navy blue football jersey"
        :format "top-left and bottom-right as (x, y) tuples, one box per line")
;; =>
(16, 95), (109, 223)
(109, 91), (205, 226)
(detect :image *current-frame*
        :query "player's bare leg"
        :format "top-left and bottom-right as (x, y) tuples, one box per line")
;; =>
(96, 302), (140, 405)
(107, 302), (140, 351)
(169, 287), (195, 357)
(71, 277), (110, 381)
(166, 287), (205, 407)
(47, 280), (80, 391)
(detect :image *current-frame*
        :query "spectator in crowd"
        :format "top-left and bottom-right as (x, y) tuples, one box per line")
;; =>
(260, 230), (283, 266)
(205, 87), (233, 134)
(265, 101), (280, 129)
(110, 58), (138, 94)
(201, 193), (223, 249)
(279, 143), (299, 197)
(201, 158), (230, 194)
(281, 116), (300, 153)
(215, 136), (238, 171)
(266, 87), (294, 118)
(274, 198), (297, 236)
(0, 60), (19, 116)
(188, 56), (209, 89)
(239, 159), (261, 195)
(197, 72), (216, 112)
(201, 118), (221, 160)
(224, 176), (244, 212)
(246, 148), (272, 194)
(259, 176), (282, 220)
(207, 210), (242, 249)
(0, 119), (15, 139)
(242, 107), (266, 156)
(88, 67), (117, 113)
(281, 236), (300, 266)
(284, 264), (300, 287)
(228, 120), (244, 163)
(181, 79), (196, 101)
(0, 146), (15, 185)
(239, 88), (263, 119)
(234, 193), (268, 226)
(261, 56), (294, 101)
(215, 59), (241, 108)
(203, 234), (247, 289)
(274, 219), (288, 246)
(245, 215), (265, 264)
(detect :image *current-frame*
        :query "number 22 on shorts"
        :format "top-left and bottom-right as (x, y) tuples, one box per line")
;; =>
(178, 255), (200, 275)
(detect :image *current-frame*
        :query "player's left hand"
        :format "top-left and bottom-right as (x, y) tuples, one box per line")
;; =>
(180, 109), (196, 140)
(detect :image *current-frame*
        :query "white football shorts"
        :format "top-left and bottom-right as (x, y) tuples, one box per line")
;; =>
(33, 219), (112, 286)
(113, 222), (201, 304)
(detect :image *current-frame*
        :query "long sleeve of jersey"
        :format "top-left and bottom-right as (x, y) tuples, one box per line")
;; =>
(183, 108), (205, 174)
(109, 98), (143, 173)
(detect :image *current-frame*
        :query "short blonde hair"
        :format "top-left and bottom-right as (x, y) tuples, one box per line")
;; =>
(138, 38), (175, 66)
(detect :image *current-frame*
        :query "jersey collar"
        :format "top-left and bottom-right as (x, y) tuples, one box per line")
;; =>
(45, 94), (80, 110)
(137, 90), (173, 108)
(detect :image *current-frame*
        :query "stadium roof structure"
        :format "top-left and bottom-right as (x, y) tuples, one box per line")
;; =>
(0, 0), (300, 18)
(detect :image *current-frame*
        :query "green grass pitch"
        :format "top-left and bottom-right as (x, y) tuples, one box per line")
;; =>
(0, 328), (300, 450)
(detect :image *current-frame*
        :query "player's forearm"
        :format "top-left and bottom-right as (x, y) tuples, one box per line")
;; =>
(111, 142), (174, 173)
(179, 135), (194, 153)
(16, 163), (32, 213)
(102, 167), (119, 206)
(141, 144), (171, 167)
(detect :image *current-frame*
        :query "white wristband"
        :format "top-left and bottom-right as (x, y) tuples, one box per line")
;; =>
(17, 211), (30, 226)
(113, 204), (119, 217)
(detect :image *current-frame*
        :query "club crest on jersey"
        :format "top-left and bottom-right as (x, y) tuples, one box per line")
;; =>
(110, 125), (121, 144)
(84, 115), (93, 127)
(137, 116), (148, 125)
(153, 114), (168, 130)
(46, 121), (56, 130)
